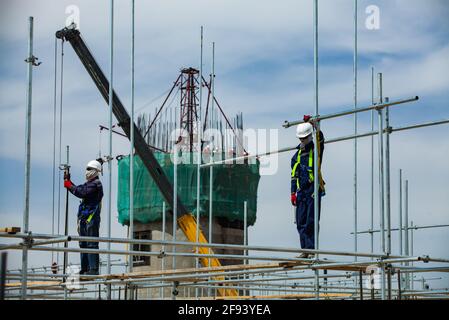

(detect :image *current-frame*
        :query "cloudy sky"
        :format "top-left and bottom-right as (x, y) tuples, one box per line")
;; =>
(1, 0), (448, 291)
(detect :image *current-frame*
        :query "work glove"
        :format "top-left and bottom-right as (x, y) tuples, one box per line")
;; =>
(304, 114), (318, 129)
(63, 171), (71, 181)
(64, 180), (73, 189)
(291, 192), (297, 206)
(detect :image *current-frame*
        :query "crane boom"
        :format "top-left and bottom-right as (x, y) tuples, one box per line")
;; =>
(55, 25), (238, 297)
(56, 25), (189, 216)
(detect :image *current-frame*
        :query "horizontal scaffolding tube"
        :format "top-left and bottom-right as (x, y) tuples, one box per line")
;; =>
(0, 232), (414, 260)
(0, 236), (71, 251)
(352, 224), (449, 235)
(201, 117), (449, 168)
(6, 247), (445, 278)
(282, 96), (419, 128)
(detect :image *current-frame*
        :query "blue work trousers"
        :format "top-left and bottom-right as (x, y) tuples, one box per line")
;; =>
(295, 192), (322, 249)
(77, 216), (100, 273)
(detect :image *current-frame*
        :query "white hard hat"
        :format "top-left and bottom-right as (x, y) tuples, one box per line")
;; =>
(296, 122), (313, 139)
(86, 160), (102, 172)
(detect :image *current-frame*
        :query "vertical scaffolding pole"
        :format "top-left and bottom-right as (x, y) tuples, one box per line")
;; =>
(244, 201), (248, 265)
(21, 16), (35, 300)
(0, 252), (6, 301)
(404, 179), (409, 290)
(243, 200), (248, 296)
(313, 0), (320, 300)
(161, 201), (166, 299)
(51, 38), (58, 263)
(195, 26), (204, 300)
(208, 42), (215, 273)
(370, 67), (375, 256)
(353, 0), (358, 263)
(399, 170), (403, 255)
(107, 0), (114, 300)
(377, 73), (386, 299)
(62, 146), (70, 280)
(128, 0), (135, 275)
(410, 220), (414, 291)
(398, 169), (403, 289)
(208, 151), (213, 271)
(385, 96), (392, 255)
(172, 145), (178, 300)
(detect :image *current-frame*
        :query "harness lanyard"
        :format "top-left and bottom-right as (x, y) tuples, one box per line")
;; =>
(316, 131), (325, 192)
(86, 203), (101, 223)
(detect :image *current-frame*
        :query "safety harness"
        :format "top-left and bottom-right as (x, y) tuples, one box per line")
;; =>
(79, 202), (101, 223)
(78, 179), (102, 223)
(291, 131), (325, 193)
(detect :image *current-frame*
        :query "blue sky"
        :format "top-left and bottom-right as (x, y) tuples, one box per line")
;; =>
(1, 0), (448, 290)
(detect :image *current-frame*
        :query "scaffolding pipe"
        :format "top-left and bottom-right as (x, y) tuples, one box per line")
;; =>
(7, 245), (429, 266)
(0, 232), (431, 260)
(313, 0), (320, 300)
(129, 0), (135, 275)
(370, 66), (375, 257)
(411, 221), (415, 291)
(352, 223), (449, 235)
(22, 16), (36, 300)
(51, 38), (58, 263)
(244, 201), (248, 266)
(283, 96), (419, 128)
(353, 0), (358, 264)
(377, 73), (386, 300)
(405, 180), (409, 290)
(171, 144), (179, 300)
(195, 25), (204, 300)
(6, 265), (447, 284)
(161, 201), (166, 299)
(399, 170), (403, 255)
(5, 255), (432, 291)
(106, 0), (114, 300)
(201, 116), (449, 168)
(385, 97), (392, 255)
(56, 33), (65, 267)
(62, 146), (70, 280)
(208, 41), (215, 272)
(1, 252), (7, 299)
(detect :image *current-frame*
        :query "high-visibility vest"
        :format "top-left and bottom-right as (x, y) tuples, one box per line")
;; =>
(291, 149), (314, 190)
(291, 132), (325, 192)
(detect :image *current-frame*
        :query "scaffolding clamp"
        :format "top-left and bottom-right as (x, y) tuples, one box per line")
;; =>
(419, 255), (430, 263)
(172, 281), (179, 296)
(157, 250), (166, 259)
(58, 163), (71, 171)
(24, 55), (41, 67)
(21, 232), (34, 248)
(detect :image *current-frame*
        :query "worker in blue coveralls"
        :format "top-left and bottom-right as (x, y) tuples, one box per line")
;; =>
(64, 159), (104, 275)
(290, 115), (325, 259)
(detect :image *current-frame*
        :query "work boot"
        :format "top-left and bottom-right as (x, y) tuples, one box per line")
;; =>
(296, 252), (310, 259)
(86, 269), (99, 276)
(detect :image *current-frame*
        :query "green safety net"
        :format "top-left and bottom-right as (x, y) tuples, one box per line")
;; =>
(117, 152), (260, 226)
